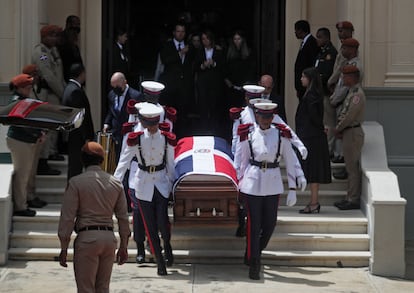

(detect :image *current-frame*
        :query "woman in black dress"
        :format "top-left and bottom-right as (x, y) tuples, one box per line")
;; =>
(295, 67), (331, 213)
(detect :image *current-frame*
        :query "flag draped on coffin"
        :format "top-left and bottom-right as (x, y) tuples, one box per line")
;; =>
(173, 136), (238, 192)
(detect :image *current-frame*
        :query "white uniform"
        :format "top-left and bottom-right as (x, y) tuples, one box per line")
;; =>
(231, 106), (305, 155)
(234, 124), (303, 196)
(114, 128), (175, 201)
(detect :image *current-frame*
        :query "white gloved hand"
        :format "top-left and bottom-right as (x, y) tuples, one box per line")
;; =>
(299, 146), (308, 160)
(297, 175), (307, 192)
(286, 190), (297, 207)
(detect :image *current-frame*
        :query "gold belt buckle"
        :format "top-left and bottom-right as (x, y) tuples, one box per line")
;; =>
(261, 161), (267, 171)
(149, 165), (156, 173)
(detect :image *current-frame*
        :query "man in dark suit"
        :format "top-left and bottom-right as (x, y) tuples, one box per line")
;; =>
(57, 15), (83, 82)
(294, 20), (319, 99)
(259, 74), (287, 122)
(159, 22), (195, 137)
(103, 72), (143, 163)
(111, 28), (130, 78)
(62, 63), (95, 180)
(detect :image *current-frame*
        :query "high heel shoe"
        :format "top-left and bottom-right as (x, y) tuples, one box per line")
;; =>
(299, 203), (321, 214)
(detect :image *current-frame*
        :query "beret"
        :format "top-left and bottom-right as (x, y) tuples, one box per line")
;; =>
(341, 38), (359, 48)
(336, 21), (354, 31)
(22, 64), (38, 75)
(342, 65), (360, 74)
(81, 142), (105, 159)
(41, 25), (62, 38)
(11, 74), (33, 88)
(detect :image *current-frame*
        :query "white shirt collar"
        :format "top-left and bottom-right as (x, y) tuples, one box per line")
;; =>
(69, 79), (82, 88)
(302, 33), (311, 47)
(173, 39), (184, 49)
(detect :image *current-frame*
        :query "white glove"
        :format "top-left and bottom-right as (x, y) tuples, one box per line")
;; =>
(286, 190), (297, 207)
(298, 146), (308, 160)
(297, 175), (307, 192)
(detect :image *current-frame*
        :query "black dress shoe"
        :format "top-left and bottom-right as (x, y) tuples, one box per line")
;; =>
(333, 199), (348, 208)
(333, 170), (348, 180)
(164, 243), (174, 267)
(136, 243), (146, 264)
(331, 156), (344, 163)
(14, 209), (36, 217)
(337, 201), (360, 210)
(157, 259), (167, 276)
(136, 254), (145, 264)
(28, 197), (47, 208)
(249, 258), (261, 280)
(48, 154), (65, 161)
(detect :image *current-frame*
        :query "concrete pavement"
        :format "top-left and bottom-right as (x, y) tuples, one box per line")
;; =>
(1, 261), (413, 293)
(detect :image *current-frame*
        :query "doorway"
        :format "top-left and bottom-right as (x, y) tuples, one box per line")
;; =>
(101, 0), (285, 129)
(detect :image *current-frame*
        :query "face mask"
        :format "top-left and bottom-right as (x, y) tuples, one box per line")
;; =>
(145, 94), (159, 104)
(113, 86), (123, 96)
(70, 27), (81, 34)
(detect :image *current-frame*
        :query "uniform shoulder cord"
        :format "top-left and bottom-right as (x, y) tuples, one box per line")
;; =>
(247, 127), (282, 163)
(137, 133), (167, 168)
(137, 134), (146, 167)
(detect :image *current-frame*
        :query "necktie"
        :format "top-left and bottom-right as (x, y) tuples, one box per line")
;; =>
(178, 43), (184, 63)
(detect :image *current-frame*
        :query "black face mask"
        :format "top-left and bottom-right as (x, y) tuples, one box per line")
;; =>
(145, 94), (159, 104)
(70, 27), (81, 34)
(113, 86), (123, 96)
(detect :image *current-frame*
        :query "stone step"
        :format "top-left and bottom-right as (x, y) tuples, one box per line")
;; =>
(7, 247), (370, 267)
(12, 205), (366, 234)
(34, 188), (348, 205)
(9, 230), (369, 251)
(35, 175), (67, 190)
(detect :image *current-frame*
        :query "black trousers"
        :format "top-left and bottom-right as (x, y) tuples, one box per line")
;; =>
(137, 187), (171, 261)
(244, 194), (280, 261)
(129, 189), (145, 245)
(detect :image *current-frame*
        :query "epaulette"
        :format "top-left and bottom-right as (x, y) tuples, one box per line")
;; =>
(229, 107), (243, 120)
(127, 99), (139, 114)
(159, 122), (170, 132)
(164, 106), (177, 123)
(273, 123), (292, 138)
(237, 123), (253, 141)
(126, 131), (143, 146)
(122, 122), (137, 135)
(161, 130), (177, 147)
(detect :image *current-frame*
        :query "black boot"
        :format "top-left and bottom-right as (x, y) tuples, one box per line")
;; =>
(136, 242), (145, 264)
(249, 258), (261, 280)
(164, 242), (174, 267)
(157, 258), (167, 276)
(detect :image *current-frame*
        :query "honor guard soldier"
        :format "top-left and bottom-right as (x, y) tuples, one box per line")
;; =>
(114, 102), (176, 276)
(334, 65), (365, 210)
(58, 142), (130, 292)
(230, 85), (307, 237)
(118, 82), (176, 265)
(234, 102), (305, 280)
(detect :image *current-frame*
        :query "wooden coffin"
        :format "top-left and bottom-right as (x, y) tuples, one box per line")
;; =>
(173, 136), (239, 224)
(173, 174), (238, 224)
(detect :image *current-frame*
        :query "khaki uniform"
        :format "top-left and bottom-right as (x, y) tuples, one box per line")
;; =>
(336, 84), (366, 204)
(58, 165), (131, 293)
(32, 43), (65, 157)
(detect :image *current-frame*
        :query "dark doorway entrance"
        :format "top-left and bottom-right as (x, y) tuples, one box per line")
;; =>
(101, 0), (285, 133)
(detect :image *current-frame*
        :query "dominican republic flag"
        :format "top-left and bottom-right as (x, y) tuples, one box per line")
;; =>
(173, 136), (237, 192)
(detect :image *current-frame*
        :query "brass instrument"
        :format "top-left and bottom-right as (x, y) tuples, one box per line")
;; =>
(96, 131), (116, 173)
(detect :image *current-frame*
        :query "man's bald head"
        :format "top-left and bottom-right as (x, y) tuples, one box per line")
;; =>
(110, 72), (127, 90)
(259, 75), (274, 95)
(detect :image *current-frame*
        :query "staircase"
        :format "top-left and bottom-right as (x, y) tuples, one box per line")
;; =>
(8, 157), (370, 267)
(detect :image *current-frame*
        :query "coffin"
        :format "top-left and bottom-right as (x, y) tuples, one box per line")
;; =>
(173, 136), (239, 224)
(0, 98), (84, 131)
